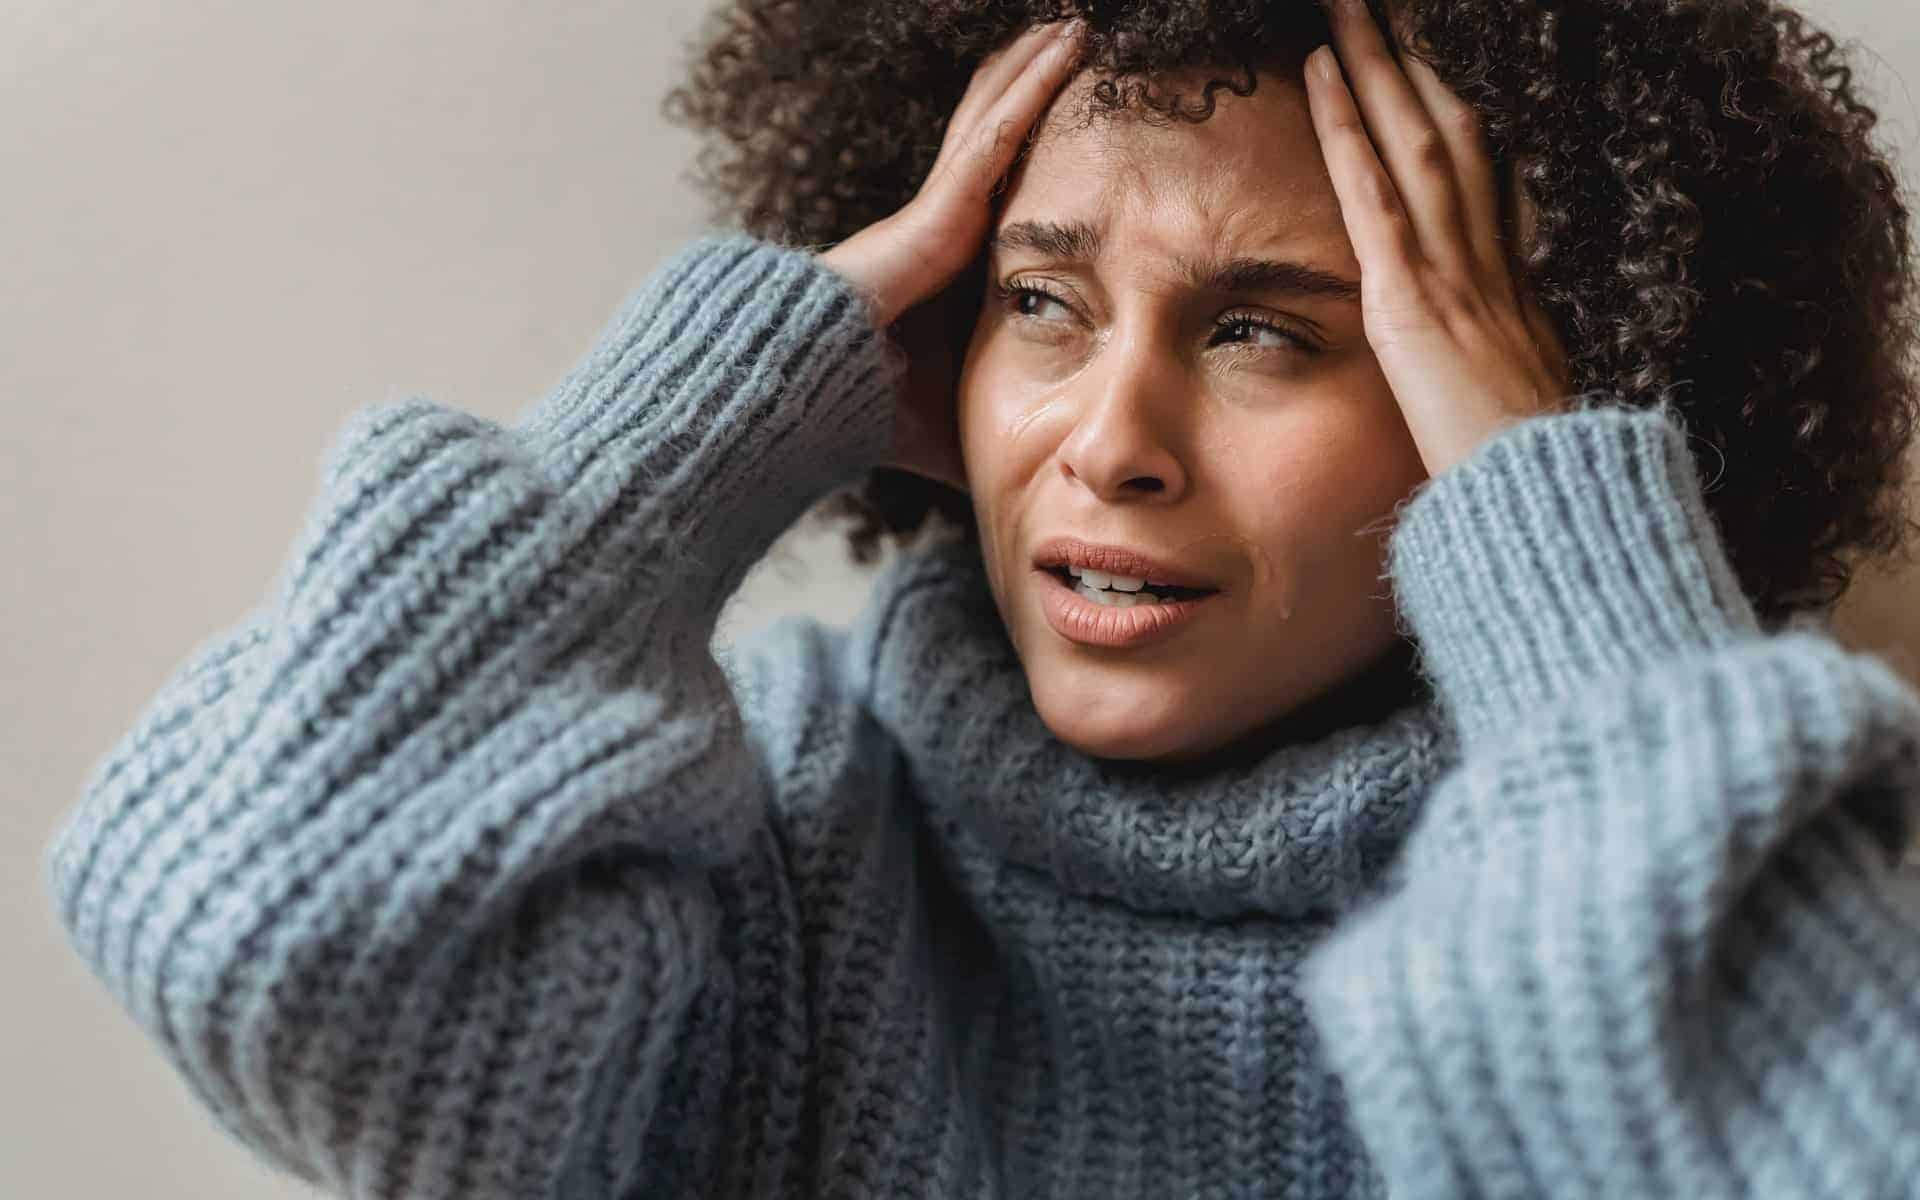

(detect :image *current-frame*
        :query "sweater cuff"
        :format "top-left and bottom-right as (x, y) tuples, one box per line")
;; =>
(518, 235), (905, 620)
(1386, 400), (1762, 747)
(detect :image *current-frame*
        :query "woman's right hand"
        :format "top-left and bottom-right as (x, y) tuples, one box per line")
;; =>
(820, 18), (1086, 493)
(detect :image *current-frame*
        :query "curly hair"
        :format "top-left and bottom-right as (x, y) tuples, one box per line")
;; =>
(663, 0), (1920, 626)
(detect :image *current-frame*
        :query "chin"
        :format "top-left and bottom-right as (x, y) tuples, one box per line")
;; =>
(1027, 663), (1224, 763)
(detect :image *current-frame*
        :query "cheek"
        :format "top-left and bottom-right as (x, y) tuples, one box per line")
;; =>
(956, 334), (1047, 619)
(955, 322), (1003, 464)
(1214, 398), (1424, 569)
(1263, 413), (1402, 499)
(956, 335), (1067, 490)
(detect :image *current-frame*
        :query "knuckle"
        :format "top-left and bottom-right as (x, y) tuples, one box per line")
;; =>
(1443, 104), (1483, 137)
(1431, 274), (1483, 323)
(1362, 171), (1402, 214)
(1408, 129), (1452, 174)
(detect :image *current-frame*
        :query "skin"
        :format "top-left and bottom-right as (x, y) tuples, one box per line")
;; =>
(823, 6), (1568, 767)
(955, 67), (1432, 765)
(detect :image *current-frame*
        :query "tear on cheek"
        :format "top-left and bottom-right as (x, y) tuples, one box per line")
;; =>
(1003, 399), (1062, 444)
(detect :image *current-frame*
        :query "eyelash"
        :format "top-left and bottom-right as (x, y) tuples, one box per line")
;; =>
(996, 281), (1320, 354)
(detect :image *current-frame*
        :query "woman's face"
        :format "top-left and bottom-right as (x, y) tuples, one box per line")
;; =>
(956, 66), (1431, 764)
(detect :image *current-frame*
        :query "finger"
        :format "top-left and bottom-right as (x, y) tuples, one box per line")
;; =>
(951, 20), (1078, 132)
(970, 21), (1085, 175)
(1520, 286), (1572, 394)
(1324, 0), (1472, 279)
(1305, 45), (1420, 292)
(929, 20), (1074, 192)
(1397, 48), (1509, 297)
(946, 21), (1084, 202)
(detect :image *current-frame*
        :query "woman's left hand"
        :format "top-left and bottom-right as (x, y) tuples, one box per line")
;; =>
(1306, 0), (1573, 478)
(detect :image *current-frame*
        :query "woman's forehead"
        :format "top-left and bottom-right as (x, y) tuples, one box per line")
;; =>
(1004, 70), (1346, 257)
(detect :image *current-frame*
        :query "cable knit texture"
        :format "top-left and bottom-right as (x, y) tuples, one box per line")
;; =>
(44, 234), (1920, 1198)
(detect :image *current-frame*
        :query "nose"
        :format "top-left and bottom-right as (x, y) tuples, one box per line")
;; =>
(1055, 333), (1191, 504)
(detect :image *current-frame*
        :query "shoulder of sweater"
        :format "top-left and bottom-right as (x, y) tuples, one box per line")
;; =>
(713, 538), (983, 826)
(715, 610), (900, 851)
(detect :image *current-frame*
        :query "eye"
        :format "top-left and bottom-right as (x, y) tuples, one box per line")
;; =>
(1211, 314), (1319, 354)
(999, 281), (1076, 323)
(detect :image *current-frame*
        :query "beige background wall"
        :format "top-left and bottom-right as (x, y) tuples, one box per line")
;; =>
(4, 2), (1916, 1195)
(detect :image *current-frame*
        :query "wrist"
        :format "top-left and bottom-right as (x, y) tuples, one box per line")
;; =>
(1387, 404), (1761, 746)
(819, 226), (910, 328)
(821, 208), (973, 330)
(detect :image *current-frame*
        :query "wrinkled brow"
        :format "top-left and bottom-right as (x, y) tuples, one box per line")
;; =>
(989, 219), (1103, 261)
(1180, 256), (1362, 302)
(989, 218), (1362, 303)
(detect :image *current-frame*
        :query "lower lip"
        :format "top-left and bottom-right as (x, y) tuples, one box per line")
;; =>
(1036, 569), (1220, 649)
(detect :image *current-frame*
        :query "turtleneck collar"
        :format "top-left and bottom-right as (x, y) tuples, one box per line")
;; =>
(850, 538), (1461, 921)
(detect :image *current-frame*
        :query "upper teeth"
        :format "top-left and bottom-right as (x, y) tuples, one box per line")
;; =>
(1069, 567), (1148, 591)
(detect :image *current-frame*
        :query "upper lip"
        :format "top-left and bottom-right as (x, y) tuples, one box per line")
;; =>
(1031, 536), (1223, 591)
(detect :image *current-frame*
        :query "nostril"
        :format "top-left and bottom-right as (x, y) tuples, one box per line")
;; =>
(1123, 476), (1165, 493)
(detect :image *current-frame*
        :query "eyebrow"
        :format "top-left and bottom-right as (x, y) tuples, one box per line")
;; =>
(989, 218), (1362, 303)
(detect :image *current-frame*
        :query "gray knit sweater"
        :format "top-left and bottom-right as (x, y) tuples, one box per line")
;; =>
(44, 235), (1920, 1198)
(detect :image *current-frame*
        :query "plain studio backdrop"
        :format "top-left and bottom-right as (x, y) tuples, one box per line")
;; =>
(3, 2), (1916, 1195)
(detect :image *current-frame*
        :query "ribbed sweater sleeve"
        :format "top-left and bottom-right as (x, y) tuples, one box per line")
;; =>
(1298, 401), (1920, 1198)
(41, 235), (902, 1199)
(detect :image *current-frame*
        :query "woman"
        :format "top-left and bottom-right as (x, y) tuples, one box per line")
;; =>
(45, 0), (1920, 1196)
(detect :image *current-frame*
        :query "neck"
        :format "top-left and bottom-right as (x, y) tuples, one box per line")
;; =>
(1115, 638), (1426, 779)
(853, 540), (1458, 918)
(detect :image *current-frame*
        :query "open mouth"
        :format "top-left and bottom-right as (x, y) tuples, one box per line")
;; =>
(1042, 565), (1219, 606)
